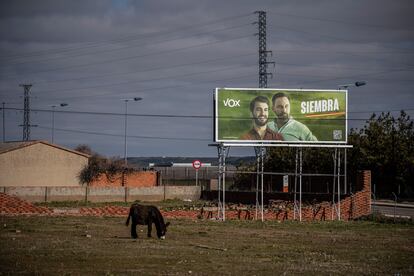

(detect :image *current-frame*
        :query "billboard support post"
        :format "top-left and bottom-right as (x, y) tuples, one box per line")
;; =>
(344, 148), (347, 194)
(299, 147), (303, 222)
(332, 149), (337, 220)
(337, 149), (342, 220)
(255, 147), (260, 220)
(254, 146), (265, 221)
(294, 149), (299, 220)
(261, 146), (265, 222)
(217, 144), (229, 221)
(331, 148), (343, 220)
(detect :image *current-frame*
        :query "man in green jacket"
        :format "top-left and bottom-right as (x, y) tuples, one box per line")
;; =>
(267, 92), (317, 141)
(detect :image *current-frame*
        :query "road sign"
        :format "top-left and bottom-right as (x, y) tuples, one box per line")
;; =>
(283, 175), (289, 193)
(192, 160), (202, 170)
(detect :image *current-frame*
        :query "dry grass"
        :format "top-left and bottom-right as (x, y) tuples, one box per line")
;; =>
(0, 216), (413, 275)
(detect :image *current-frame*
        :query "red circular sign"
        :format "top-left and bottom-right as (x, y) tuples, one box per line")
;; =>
(192, 160), (202, 170)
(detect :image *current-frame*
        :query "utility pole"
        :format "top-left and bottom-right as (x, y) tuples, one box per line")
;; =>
(19, 84), (33, 141)
(122, 97), (142, 166)
(254, 11), (274, 221)
(255, 11), (275, 88)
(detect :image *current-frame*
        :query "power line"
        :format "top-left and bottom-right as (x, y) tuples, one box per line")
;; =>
(276, 61), (414, 72)
(12, 53), (409, 92)
(1, 22), (254, 67)
(0, 12), (254, 61)
(270, 24), (414, 69)
(27, 53), (256, 86)
(275, 49), (414, 55)
(34, 64), (256, 96)
(36, 125), (211, 141)
(268, 11), (410, 32)
(27, 73), (258, 101)
(5, 107), (413, 119)
(10, 63), (410, 98)
(284, 68), (412, 86)
(0, 33), (254, 80)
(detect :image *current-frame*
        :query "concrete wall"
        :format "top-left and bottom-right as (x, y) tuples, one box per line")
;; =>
(0, 186), (201, 203)
(0, 143), (88, 187)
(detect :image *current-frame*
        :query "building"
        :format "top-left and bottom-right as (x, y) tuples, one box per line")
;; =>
(0, 141), (89, 187)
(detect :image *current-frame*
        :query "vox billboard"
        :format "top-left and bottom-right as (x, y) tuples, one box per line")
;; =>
(214, 88), (348, 144)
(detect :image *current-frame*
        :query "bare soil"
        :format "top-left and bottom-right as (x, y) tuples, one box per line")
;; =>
(0, 216), (413, 275)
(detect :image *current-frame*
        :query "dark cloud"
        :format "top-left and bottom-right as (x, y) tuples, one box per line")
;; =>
(1, 0), (413, 157)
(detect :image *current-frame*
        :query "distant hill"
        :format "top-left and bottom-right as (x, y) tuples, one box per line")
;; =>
(128, 156), (256, 167)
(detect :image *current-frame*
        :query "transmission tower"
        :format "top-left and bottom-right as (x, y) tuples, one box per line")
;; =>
(255, 11), (275, 88)
(19, 84), (32, 141)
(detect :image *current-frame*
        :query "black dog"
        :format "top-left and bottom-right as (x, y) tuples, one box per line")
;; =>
(126, 203), (170, 239)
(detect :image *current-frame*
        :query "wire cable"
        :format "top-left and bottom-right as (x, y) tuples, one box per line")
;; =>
(5, 107), (413, 119)
(28, 53), (256, 86)
(1, 22), (254, 67)
(36, 125), (211, 141)
(0, 33), (255, 80)
(0, 12), (254, 60)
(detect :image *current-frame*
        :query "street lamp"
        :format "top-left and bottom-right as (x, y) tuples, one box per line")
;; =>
(51, 103), (68, 143)
(337, 81), (366, 195)
(338, 81), (366, 89)
(122, 97), (142, 166)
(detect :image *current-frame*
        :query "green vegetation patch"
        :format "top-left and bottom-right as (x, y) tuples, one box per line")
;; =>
(1, 216), (413, 275)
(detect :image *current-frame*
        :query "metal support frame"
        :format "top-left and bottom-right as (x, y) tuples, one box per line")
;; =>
(254, 146), (265, 221)
(210, 143), (350, 222)
(344, 148), (347, 194)
(217, 143), (229, 221)
(293, 148), (299, 220)
(299, 148), (303, 221)
(337, 149), (341, 220)
(20, 84), (32, 141)
(331, 148), (345, 221)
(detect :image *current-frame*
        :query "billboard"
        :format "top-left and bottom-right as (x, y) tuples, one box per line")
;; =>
(215, 88), (348, 144)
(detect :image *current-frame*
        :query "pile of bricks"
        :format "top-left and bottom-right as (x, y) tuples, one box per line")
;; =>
(0, 193), (52, 215)
(0, 193), (200, 218)
(0, 171), (371, 220)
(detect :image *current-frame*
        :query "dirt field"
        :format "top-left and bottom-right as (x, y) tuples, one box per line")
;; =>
(0, 215), (413, 275)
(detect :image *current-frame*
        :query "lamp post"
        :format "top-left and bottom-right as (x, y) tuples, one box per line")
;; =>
(337, 81), (366, 196)
(122, 97), (142, 166)
(2, 102), (5, 142)
(51, 103), (68, 143)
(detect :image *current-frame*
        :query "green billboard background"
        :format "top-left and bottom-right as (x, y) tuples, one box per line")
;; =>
(215, 88), (347, 143)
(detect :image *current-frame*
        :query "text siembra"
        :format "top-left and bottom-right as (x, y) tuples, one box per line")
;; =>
(300, 98), (339, 114)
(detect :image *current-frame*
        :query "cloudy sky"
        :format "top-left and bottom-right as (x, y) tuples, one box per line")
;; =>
(1, 0), (413, 158)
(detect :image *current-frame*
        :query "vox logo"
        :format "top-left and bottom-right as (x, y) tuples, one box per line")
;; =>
(223, 98), (240, 107)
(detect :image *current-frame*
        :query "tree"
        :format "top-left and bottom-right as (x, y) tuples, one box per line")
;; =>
(348, 111), (414, 198)
(74, 144), (93, 155)
(76, 145), (133, 185)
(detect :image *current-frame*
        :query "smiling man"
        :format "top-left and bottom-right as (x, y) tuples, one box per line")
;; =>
(240, 96), (283, 141)
(268, 92), (317, 141)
